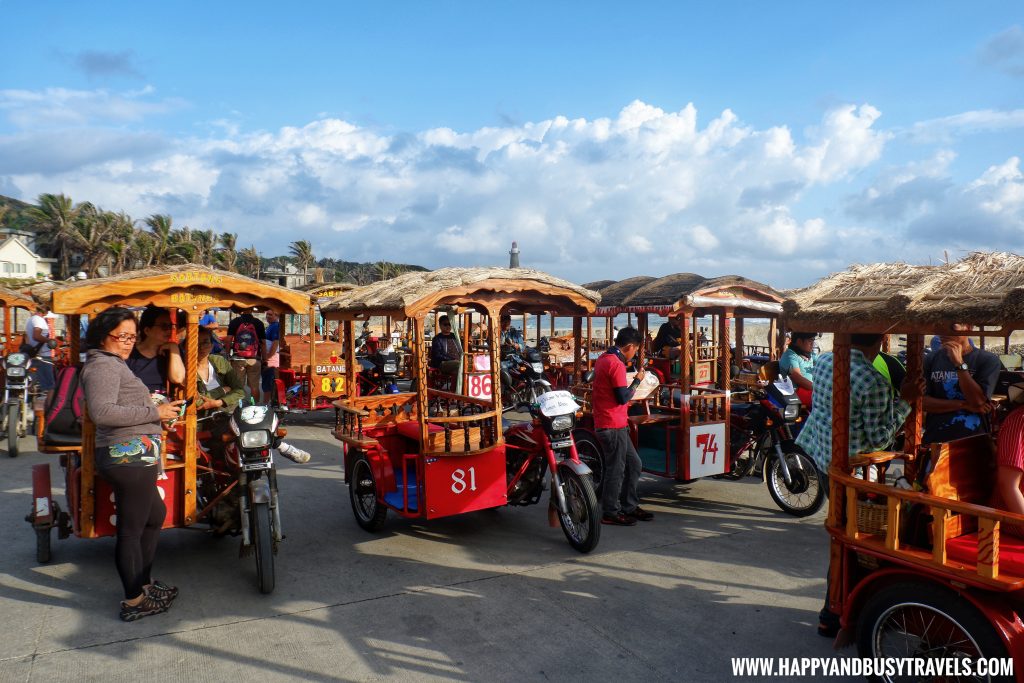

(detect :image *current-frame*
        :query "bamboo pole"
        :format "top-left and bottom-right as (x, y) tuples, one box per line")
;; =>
(183, 311), (200, 526)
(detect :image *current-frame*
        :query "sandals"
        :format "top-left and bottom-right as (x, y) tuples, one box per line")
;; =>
(145, 579), (179, 604)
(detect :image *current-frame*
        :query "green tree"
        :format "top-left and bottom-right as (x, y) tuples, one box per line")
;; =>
(289, 240), (314, 284)
(239, 246), (260, 278)
(144, 214), (174, 266)
(215, 232), (238, 272)
(26, 193), (81, 278)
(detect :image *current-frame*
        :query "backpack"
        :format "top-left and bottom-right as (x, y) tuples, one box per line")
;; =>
(43, 365), (84, 442)
(233, 320), (259, 359)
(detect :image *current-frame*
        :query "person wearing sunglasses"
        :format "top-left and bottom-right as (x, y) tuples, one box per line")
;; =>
(126, 305), (185, 394)
(80, 307), (186, 622)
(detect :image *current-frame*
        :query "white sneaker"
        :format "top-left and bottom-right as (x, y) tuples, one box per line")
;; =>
(279, 442), (311, 464)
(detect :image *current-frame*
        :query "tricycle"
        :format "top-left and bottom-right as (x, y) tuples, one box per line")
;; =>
(324, 267), (604, 552)
(787, 251), (1024, 675)
(25, 265), (309, 592)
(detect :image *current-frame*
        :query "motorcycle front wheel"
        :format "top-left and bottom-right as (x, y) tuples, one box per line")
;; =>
(7, 401), (19, 458)
(18, 398), (28, 438)
(555, 466), (600, 553)
(765, 446), (824, 517)
(251, 501), (275, 594)
(36, 527), (51, 564)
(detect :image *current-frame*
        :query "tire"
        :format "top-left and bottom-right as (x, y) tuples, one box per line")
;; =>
(251, 501), (275, 594)
(856, 582), (1010, 683)
(556, 466), (601, 553)
(36, 527), (51, 564)
(349, 454), (387, 532)
(572, 428), (604, 493)
(18, 398), (28, 438)
(7, 401), (19, 458)
(765, 446), (823, 517)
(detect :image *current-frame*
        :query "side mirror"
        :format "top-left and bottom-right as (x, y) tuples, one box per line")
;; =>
(46, 339), (58, 350)
(582, 370), (596, 384)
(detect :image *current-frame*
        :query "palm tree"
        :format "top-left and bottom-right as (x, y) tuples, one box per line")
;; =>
(75, 204), (116, 277)
(192, 229), (216, 267)
(375, 261), (395, 281)
(239, 246), (260, 278)
(26, 193), (81, 278)
(130, 231), (156, 270)
(166, 227), (196, 264)
(289, 240), (314, 284)
(144, 214), (174, 266)
(215, 232), (238, 272)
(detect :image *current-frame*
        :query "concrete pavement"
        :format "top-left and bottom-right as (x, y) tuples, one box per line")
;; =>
(0, 412), (855, 682)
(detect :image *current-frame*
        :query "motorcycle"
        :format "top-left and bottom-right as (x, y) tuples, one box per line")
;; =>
(2, 351), (33, 458)
(356, 344), (401, 395)
(196, 403), (286, 594)
(502, 389), (601, 552)
(500, 345), (551, 410)
(723, 376), (825, 517)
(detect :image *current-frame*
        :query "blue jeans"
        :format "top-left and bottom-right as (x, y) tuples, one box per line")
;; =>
(33, 358), (55, 391)
(596, 427), (641, 516)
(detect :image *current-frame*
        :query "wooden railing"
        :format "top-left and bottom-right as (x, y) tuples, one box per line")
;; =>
(689, 390), (727, 424)
(423, 388), (499, 456)
(333, 394), (417, 445)
(832, 467), (1024, 589)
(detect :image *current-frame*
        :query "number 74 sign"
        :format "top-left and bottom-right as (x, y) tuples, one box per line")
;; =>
(688, 423), (726, 478)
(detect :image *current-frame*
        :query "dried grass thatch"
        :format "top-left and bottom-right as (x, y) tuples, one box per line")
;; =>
(581, 279), (617, 292)
(594, 276), (658, 309)
(0, 284), (38, 309)
(321, 267), (600, 317)
(48, 264), (311, 314)
(785, 252), (1024, 332)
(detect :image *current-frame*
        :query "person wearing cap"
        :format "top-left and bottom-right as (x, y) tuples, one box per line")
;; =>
(780, 331), (817, 407)
(991, 387), (1024, 537)
(199, 309), (223, 354)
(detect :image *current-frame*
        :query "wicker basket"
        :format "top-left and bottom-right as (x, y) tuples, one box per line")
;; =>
(856, 499), (888, 535)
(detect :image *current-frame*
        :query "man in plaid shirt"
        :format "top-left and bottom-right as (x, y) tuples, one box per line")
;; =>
(795, 332), (925, 637)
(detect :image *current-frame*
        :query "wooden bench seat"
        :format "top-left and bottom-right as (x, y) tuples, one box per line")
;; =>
(332, 430), (379, 449)
(628, 413), (677, 428)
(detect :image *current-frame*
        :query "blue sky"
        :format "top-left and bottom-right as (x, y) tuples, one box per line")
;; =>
(1, 1), (1022, 286)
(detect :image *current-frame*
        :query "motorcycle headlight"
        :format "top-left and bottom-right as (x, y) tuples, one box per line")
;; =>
(550, 414), (574, 432)
(6, 367), (25, 378)
(784, 403), (800, 421)
(240, 430), (271, 448)
(531, 362), (544, 373)
(384, 362), (398, 373)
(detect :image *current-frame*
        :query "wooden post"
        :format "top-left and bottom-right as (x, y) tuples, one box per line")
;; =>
(488, 310), (504, 443)
(904, 334), (924, 460)
(572, 317), (583, 384)
(768, 318), (778, 361)
(638, 313), (648, 357)
(414, 316), (429, 444)
(68, 313), (80, 364)
(183, 311), (200, 526)
(308, 301), (316, 408)
(3, 305), (10, 351)
(550, 313), (555, 338)
(719, 309), (732, 388)
(586, 316), (593, 371)
(81, 407), (96, 537)
(535, 313), (542, 346)
(607, 316), (613, 348)
(344, 320), (356, 397)
(735, 317), (744, 361)
(462, 311), (472, 394)
(826, 333), (852, 621)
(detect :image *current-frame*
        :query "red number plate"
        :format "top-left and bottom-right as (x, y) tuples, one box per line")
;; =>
(423, 446), (507, 519)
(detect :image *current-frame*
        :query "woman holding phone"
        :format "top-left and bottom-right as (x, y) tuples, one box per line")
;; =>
(81, 307), (185, 622)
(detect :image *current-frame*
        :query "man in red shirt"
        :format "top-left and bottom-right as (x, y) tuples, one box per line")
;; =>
(591, 327), (654, 526)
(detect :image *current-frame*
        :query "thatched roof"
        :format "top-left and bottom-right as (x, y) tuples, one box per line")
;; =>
(594, 276), (658, 309)
(0, 284), (37, 310)
(582, 279), (617, 292)
(321, 267), (599, 319)
(49, 264), (311, 315)
(622, 273), (710, 308)
(785, 252), (1024, 333)
(305, 282), (357, 301)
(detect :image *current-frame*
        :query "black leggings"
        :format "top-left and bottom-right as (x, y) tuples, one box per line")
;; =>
(99, 465), (165, 600)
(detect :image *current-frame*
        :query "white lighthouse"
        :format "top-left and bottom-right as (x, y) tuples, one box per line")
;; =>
(509, 241), (520, 268)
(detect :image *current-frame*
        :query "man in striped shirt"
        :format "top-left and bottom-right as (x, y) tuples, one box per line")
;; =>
(795, 332), (925, 638)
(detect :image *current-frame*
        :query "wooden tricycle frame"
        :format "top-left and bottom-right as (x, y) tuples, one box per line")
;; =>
(786, 251), (1024, 668)
(575, 273), (784, 482)
(324, 267), (598, 524)
(32, 265), (309, 542)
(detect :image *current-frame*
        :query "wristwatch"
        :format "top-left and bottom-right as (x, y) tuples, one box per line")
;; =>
(957, 362), (969, 372)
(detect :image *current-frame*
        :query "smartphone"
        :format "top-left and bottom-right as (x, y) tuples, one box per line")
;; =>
(178, 396), (195, 415)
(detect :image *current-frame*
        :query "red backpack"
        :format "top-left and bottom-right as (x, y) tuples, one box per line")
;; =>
(232, 320), (260, 359)
(43, 365), (84, 443)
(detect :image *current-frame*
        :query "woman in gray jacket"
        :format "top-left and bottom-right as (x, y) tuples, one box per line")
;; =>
(81, 307), (184, 622)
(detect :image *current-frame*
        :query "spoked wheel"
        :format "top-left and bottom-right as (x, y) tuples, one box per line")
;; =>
(349, 454), (387, 531)
(857, 583), (1010, 683)
(765, 446), (823, 517)
(7, 401), (19, 458)
(18, 399), (29, 438)
(35, 527), (51, 564)
(555, 466), (600, 553)
(717, 431), (759, 480)
(571, 428), (604, 493)
(251, 501), (275, 594)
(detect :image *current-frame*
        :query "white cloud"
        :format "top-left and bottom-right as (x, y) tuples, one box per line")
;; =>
(0, 86), (185, 128)
(3, 89), (1021, 287)
(905, 109), (1024, 144)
